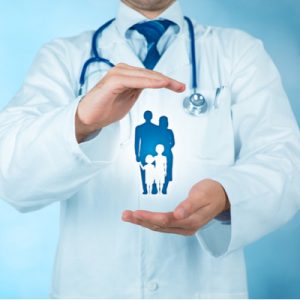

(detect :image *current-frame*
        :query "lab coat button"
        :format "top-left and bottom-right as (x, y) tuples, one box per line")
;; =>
(147, 281), (159, 291)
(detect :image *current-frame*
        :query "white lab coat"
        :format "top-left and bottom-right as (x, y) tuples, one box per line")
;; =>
(0, 15), (300, 299)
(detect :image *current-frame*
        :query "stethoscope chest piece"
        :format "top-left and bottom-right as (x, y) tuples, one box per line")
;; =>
(183, 93), (208, 116)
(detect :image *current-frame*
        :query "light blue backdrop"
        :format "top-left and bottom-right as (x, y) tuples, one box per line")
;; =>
(0, 0), (299, 298)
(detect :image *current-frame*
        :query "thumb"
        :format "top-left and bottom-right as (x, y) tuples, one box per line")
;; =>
(173, 198), (194, 220)
(173, 191), (207, 220)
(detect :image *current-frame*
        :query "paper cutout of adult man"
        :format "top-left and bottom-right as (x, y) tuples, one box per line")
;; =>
(135, 111), (159, 194)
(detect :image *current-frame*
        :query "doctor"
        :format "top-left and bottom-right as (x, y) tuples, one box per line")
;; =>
(0, 0), (300, 298)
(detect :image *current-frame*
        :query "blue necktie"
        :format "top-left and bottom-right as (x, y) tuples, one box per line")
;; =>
(130, 20), (174, 70)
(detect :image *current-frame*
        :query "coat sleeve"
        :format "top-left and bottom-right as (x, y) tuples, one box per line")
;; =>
(0, 39), (120, 212)
(195, 31), (300, 257)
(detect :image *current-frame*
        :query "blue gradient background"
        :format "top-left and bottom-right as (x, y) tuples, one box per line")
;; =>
(0, 0), (299, 298)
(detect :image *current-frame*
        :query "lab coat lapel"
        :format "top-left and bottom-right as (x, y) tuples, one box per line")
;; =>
(105, 26), (144, 68)
(105, 25), (190, 74)
(154, 31), (190, 75)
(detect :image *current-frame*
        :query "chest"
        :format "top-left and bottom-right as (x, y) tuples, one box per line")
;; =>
(78, 33), (236, 209)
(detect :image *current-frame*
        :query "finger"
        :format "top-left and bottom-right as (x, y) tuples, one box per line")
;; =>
(123, 203), (213, 232)
(173, 195), (208, 220)
(162, 77), (185, 92)
(112, 68), (175, 83)
(122, 210), (134, 221)
(132, 210), (175, 227)
(113, 63), (139, 70)
(123, 212), (194, 236)
(132, 208), (210, 230)
(123, 210), (171, 229)
(122, 74), (185, 92)
(114, 63), (170, 77)
(114, 63), (160, 75)
(112, 76), (167, 90)
(174, 204), (213, 229)
(111, 65), (186, 92)
(142, 222), (194, 236)
(114, 64), (181, 82)
(108, 75), (182, 92)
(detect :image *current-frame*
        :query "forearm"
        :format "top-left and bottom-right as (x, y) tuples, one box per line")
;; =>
(75, 103), (102, 143)
(0, 100), (106, 212)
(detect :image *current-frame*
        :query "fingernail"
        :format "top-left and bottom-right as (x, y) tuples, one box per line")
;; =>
(177, 84), (186, 92)
(175, 207), (186, 219)
(122, 211), (130, 221)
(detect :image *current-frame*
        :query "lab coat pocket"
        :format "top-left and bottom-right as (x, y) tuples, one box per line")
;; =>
(182, 86), (234, 165)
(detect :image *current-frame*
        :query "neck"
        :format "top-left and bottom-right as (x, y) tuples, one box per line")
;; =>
(122, 0), (175, 19)
(138, 9), (165, 19)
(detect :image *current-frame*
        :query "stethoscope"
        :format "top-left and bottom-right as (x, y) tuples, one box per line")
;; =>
(78, 16), (208, 116)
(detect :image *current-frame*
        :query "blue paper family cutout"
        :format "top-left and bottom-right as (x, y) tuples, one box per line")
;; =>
(135, 111), (175, 195)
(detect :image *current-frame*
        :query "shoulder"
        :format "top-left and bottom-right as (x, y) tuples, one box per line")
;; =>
(27, 30), (94, 90)
(167, 128), (174, 134)
(39, 30), (93, 59)
(191, 19), (264, 61)
(192, 18), (261, 47)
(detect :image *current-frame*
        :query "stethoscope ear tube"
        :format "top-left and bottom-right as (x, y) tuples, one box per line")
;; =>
(184, 16), (197, 91)
(91, 18), (115, 59)
(183, 17), (208, 115)
(78, 18), (115, 96)
(78, 57), (115, 96)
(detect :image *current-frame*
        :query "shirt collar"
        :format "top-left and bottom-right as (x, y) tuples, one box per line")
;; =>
(115, 0), (184, 39)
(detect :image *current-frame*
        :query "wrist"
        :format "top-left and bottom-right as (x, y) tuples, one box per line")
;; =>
(216, 185), (231, 223)
(220, 183), (230, 212)
(206, 179), (230, 212)
(223, 194), (230, 211)
(75, 103), (101, 143)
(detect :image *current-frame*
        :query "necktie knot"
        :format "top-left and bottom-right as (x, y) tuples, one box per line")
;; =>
(129, 19), (175, 69)
(130, 19), (174, 44)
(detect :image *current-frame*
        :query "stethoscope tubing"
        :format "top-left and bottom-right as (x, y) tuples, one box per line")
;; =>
(183, 16), (197, 92)
(78, 16), (209, 115)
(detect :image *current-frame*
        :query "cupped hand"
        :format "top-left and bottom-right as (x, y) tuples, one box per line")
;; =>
(122, 179), (230, 236)
(75, 63), (185, 142)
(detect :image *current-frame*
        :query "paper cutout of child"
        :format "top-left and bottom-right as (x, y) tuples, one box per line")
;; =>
(139, 155), (155, 195)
